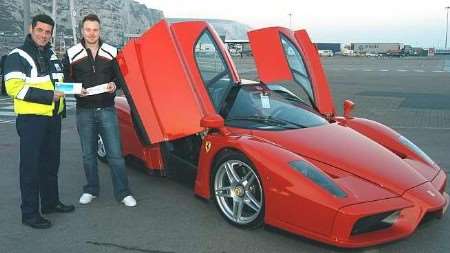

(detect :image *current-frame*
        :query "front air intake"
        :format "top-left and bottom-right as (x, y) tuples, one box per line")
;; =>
(351, 210), (400, 235)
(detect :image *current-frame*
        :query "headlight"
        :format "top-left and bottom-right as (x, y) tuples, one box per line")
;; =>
(399, 136), (434, 165)
(289, 160), (347, 198)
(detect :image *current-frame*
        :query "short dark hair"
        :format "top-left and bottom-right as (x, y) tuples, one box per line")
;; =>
(32, 14), (54, 30)
(81, 14), (101, 27)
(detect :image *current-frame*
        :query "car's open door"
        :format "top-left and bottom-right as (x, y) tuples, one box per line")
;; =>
(116, 20), (239, 145)
(116, 20), (206, 145)
(248, 27), (335, 118)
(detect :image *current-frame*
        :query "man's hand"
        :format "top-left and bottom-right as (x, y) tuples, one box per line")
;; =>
(53, 91), (64, 101)
(106, 82), (116, 93)
(79, 88), (88, 97)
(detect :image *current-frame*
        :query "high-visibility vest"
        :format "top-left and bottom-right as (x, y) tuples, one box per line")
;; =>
(4, 46), (65, 116)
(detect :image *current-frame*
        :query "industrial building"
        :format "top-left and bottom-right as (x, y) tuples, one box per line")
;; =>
(315, 43), (341, 53)
(351, 43), (403, 55)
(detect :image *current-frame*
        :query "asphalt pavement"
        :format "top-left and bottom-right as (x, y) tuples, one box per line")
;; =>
(0, 55), (449, 253)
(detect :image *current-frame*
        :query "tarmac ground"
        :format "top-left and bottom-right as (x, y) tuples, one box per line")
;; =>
(0, 55), (449, 253)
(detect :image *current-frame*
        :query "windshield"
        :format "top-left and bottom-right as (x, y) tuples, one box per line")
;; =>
(222, 84), (328, 130)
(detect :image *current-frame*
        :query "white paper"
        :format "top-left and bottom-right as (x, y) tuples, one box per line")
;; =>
(260, 94), (271, 109)
(85, 83), (109, 96)
(55, 82), (82, 94)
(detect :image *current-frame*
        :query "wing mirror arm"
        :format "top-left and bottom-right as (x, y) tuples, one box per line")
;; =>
(200, 114), (230, 136)
(343, 99), (355, 119)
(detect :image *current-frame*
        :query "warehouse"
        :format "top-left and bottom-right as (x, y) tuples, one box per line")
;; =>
(351, 43), (403, 55)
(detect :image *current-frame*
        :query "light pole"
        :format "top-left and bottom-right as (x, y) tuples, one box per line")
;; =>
(69, 0), (77, 44)
(288, 13), (293, 29)
(446, 6), (450, 48)
(23, 0), (30, 38)
(52, 0), (57, 43)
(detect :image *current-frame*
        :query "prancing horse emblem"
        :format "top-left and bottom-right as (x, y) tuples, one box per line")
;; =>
(205, 141), (212, 152)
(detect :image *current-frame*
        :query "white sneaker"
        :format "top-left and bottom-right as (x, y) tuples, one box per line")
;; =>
(121, 195), (137, 207)
(79, 193), (96, 204)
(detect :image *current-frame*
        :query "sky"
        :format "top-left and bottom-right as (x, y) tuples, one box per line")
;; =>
(136, 0), (450, 48)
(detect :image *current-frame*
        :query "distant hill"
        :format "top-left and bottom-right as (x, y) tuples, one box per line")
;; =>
(0, 1), (252, 56)
(168, 18), (251, 40)
(0, 0), (164, 55)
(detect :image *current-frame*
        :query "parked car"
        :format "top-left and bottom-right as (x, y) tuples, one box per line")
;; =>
(318, 49), (334, 57)
(100, 20), (448, 248)
(365, 52), (381, 57)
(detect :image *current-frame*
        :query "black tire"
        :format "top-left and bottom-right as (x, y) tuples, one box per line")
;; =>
(212, 150), (264, 228)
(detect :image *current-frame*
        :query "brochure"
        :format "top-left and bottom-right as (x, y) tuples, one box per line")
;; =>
(85, 83), (110, 96)
(55, 82), (82, 94)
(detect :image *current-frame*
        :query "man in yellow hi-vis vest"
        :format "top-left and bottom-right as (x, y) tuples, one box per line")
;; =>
(4, 14), (74, 229)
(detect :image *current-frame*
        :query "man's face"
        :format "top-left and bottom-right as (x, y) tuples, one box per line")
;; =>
(82, 20), (100, 45)
(29, 21), (53, 47)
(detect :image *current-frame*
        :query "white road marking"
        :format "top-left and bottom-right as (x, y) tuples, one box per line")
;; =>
(393, 126), (450, 130)
(0, 119), (14, 124)
(0, 111), (16, 116)
(325, 68), (448, 73)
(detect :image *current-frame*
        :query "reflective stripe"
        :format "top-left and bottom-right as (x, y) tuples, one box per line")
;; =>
(9, 48), (38, 77)
(51, 73), (64, 81)
(16, 85), (30, 99)
(25, 75), (51, 85)
(5, 71), (26, 81)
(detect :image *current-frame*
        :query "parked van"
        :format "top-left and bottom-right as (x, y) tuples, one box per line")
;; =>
(318, 50), (334, 57)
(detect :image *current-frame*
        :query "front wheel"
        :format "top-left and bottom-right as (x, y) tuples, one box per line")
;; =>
(213, 151), (264, 228)
(97, 134), (107, 163)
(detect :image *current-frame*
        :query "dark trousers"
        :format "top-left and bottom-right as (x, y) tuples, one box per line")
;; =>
(16, 114), (61, 219)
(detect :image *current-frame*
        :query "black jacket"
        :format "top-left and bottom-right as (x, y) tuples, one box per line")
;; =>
(63, 39), (120, 108)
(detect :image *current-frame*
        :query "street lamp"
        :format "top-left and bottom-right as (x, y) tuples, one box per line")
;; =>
(288, 13), (293, 29)
(446, 6), (450, 49)
(23, 0), (30, 37)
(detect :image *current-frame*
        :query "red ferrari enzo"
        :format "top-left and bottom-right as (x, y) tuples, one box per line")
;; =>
(98, 20), (448, 247)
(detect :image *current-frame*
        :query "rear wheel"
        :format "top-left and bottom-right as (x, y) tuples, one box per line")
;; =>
(213, 151), (264, 228)
(97, 134), (107, 163)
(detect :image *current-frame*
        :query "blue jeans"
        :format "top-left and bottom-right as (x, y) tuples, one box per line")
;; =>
(76, 106), (131, 201)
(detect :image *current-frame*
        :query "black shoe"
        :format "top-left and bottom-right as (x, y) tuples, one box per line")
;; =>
(22, 216), (52, 229)
(41, 201), (75, 214)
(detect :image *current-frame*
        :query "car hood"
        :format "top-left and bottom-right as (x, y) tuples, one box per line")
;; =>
(252, 123), (429, 195)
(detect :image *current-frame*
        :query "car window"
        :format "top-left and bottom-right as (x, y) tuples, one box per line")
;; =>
(268, 81), (314, 108)
(223, 84), (327, 130)
(195, 31), (233, 111)
(280, 35), (315, 105)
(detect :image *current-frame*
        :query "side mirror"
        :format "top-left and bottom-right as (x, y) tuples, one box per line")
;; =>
(201, 114), (224, 129)
(200, 114), (229, 135)
(343, 100), (355, 119)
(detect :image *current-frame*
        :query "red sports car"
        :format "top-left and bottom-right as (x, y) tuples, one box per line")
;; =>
(98, 20), (448, 247)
